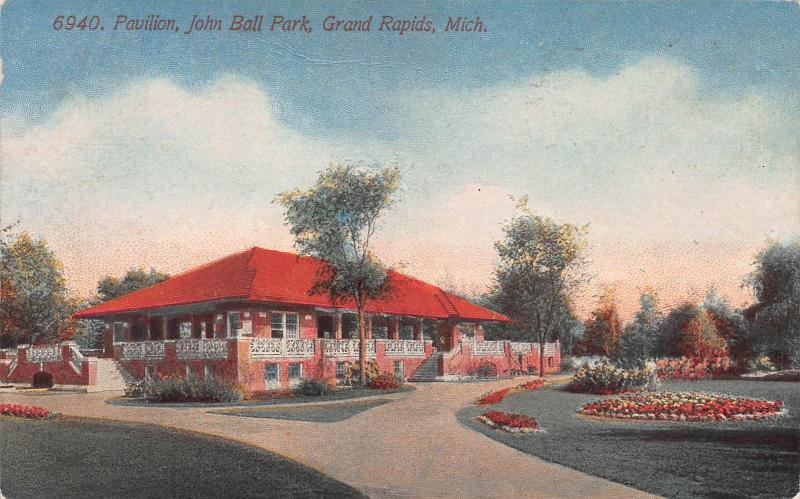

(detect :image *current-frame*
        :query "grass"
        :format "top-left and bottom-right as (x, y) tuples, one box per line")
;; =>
(214, 398), (391, 422)
(109, 384), (414, 408)
(458, 379), (800, 499)
(0, 417), (364, 499)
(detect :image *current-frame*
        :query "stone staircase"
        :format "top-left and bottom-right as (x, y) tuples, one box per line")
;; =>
(89, 358), (135, 392)
(410, 353), (441, 382)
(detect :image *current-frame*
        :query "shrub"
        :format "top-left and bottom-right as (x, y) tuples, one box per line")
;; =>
(367, 372), (400, 390)
(125, 376), (244, 403)
(566, 360), (658, 395)
(293, 378), (332, 396)
(346, 360), (380, 385)
(467, 360), (498, 378)
(0, 403), (49, 419)
(654, 355), (733, 380)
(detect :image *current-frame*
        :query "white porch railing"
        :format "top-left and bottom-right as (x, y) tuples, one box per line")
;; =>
(176, 339), (229, 360)
(7, 352), (18, 375)
(510, 342), (532, 354)
(26, 344), (61, 363)
(322, 339), (376, 358)
(469, 340), (505, 356)
(249, 338), (315, 359)
(69, 347), (85, 373)
(382, 339), (426, 357)
(120, 341), (166, 361)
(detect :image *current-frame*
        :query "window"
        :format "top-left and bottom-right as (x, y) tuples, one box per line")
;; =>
(204, 364), (214, 380)
(144, 366), (156, 379)
(547, 357), (553, 368)
(394, 361), (404, 380)
(228, 312), (242, 337)
(336, 362), (347, 379)
(271, 312), (299, 339)
(459, 323), (476, 341)
(199, 322), (207, 337)
(288, 362), (303, 386)
(113, 322), (125, 342)
(185, 365), (193, 379)
(264, 363), (281, 390)
(179, 322), (192, 339)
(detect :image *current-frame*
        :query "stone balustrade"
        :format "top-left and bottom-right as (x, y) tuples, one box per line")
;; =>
(321, 338), (376, 358)
(249, 338), (315, 359)
(25, 344), (62, 363)
(119, 341), (166, 361)
(176, 339), (229, 360)
(382, 339), (426, 357)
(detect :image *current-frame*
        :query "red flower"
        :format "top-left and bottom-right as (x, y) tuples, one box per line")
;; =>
(0, 403), (49, 419)
(476, 387), (512, 405)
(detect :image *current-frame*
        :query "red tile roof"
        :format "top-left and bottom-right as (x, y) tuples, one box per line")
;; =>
(74, 247), (509, 322)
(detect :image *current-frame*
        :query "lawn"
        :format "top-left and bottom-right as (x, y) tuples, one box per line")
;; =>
(214, 398), (391, 422)
(458, 379), (800, 498)
(0, 418), (364, 499)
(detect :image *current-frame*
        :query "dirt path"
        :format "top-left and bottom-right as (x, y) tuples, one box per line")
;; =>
(2, 380), (656, 498)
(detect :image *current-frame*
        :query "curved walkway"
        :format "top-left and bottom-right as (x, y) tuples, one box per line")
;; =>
(1, 380), (655, 498)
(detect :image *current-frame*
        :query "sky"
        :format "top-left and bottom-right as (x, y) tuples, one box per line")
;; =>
(2, 1), (798, 320)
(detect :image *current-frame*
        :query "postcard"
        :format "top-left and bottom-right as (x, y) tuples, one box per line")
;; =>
(1, 1), (798, 498)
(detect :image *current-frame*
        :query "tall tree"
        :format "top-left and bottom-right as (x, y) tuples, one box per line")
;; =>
(575, 288), (623, 357)
(615, 289), (660, 367)
(745, 241), (800, 369)
(492, 198), (589, 375)
(276, 163), (400, 384)
(0, 232), (77, 347)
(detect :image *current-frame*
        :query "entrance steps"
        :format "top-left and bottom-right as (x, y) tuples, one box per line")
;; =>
(89, 358), (135, 392)
(410, 353), (441, 382)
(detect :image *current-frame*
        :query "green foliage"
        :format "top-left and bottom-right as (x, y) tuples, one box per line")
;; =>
(293, 378), (332, 396)
(126, 376), (244, 403)
(96, 268), (169, 302)
(566, 360), (658, 394)
(745, 241), (800, 369)
(276, 162), (400, 384)
(0, 232), (78, 347)
(491, 197), (589, 375)
(615, 291), (659, 367)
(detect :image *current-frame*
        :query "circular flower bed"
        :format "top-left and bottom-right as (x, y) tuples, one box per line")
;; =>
(0, 403), (49, 419)
(579, 392), (784, 422)
(479, 411), (539, 433)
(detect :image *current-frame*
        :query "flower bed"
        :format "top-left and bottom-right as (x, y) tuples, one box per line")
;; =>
(476, 378), (547, 406)
(0, 403), (49, 419)
(567, 361), (657, 394)
(477, 387), (512, 405)
(479, 411), (539, 433)
(579, 391), (784, 422)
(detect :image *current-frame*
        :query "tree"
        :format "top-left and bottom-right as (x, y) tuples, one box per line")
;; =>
(0, 232), (77, 347)
(276, 163), (401, 384)
(575, 288), (623, 357)
(701, 287), (748, 363)
(96, 268), (169, 302)
(653, 301), (727, 359)
(492, 198), (589, 375)
(615, 289), (660, 367)
(75, 268), (170, 348)
(745, 241), (800, 369)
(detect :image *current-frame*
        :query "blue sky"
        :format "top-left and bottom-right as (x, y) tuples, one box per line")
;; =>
(2, 1), (798, 317)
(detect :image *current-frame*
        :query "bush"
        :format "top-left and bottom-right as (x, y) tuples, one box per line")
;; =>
(366, 372), (400, 390)
(293, 378), (332, 396)
(346, 360), (380, 385)
(654, 355), (734, 380)
(125, 376), (244, 403)
(467, 360), (498, 378)
(566, 360), (658, 395)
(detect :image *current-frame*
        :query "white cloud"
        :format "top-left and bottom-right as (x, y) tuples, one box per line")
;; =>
(2, 57), (797, 319)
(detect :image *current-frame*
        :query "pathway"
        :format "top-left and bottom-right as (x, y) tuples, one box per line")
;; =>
(1, 380), (656, 498)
